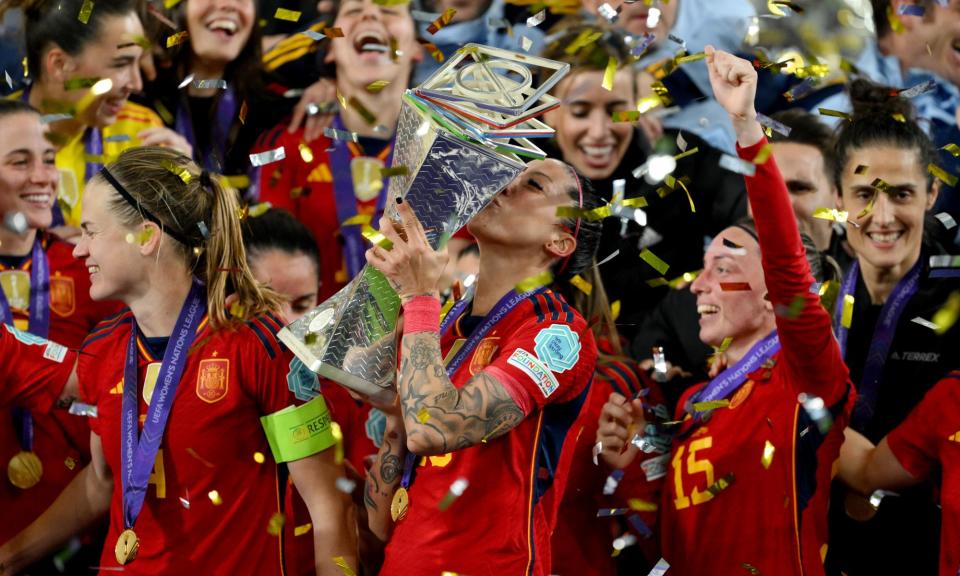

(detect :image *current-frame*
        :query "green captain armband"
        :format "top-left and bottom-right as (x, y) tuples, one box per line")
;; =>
(260, 395), (336, 463)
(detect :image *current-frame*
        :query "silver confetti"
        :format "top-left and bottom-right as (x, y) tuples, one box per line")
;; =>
(526, 9), (546, 27)
(899, 79), (936, 99)
(323, 127), (359, 142)
(249, 146), (286, 167)
(68, 402), (98, 418)
(301, 29), (326, 41)
(178, 73), (195, 89)
(934, 212), (957, 230)
(757, 112), (792, 137)
(3, 211), (28, 234)
(911, 317), (939, 330)
(652, 346), (667, 383)
(647, 558), (670, 576)
(40, 113), (73, 125)
(105, 134), (132, 143)
(335, 477), (357, 493)
(598, 2), (619, 22)
(195, 79), (228, 90)
(718, 154), (757, 177)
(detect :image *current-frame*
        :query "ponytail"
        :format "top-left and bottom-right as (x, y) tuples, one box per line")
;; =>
(95, 147), (280, 329)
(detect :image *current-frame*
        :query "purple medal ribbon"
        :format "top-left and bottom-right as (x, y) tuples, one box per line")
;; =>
(120, 279), (206, 529)
(398, 286), (549, 489)
(329, 115), (394, 279)
(833, 258), (923, 430)
(1, 237), (50, 452)
(174, 87), (237, 172)
(688, 330), (780, 409)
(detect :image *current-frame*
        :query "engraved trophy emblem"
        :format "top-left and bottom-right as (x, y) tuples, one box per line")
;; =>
(278, 44), (569, 402)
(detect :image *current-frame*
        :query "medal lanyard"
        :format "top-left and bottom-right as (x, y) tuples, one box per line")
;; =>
(1, 237), (50, 453)
(833, 257), (923, 430)
(174, 87), (237, 172)
(330, 115), (394, 279)
(677, 330), (780, 439)
(397, 286), (548, 491)
(120, 279), (206, 530)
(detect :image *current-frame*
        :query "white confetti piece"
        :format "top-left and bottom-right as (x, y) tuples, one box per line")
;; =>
(249, 146), (286, 167)
(526, 9), (546, 27)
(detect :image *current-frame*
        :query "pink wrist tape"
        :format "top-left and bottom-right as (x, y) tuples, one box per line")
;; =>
(403, 296), (441, 334)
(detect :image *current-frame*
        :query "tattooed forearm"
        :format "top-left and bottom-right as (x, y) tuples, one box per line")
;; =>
(380, 452), (401, 484)
(399, 332), (525, 455)
(365, 425), (407, 538)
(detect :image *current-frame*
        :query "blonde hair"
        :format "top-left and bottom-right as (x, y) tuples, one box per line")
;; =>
(94, 146), (280, 329)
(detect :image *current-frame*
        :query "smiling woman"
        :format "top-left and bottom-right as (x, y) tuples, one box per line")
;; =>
(826, 78), (960, 576)
(0, 0), (188, 237)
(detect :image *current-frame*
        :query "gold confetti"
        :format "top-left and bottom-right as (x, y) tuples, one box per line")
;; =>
(253, 452), (266, 464)
(63, 77), (101, 91)
(611, 300), (621, 320)
(274, 7), (302, 21)
(855, 164), (869, 175)
(717, 337), (733, 353)
(752, 144), (773, 165)
(267, 512), (286, 536)
(692, 399), (730, 412)
(812, 208), (850, 225)
(334, 556), (357, 576)
(298, 142), (314, 163)
(166, 31), (189, 48)
(348, 96), (377, 125)
(161, 160), (192, 184)
(78, 0), (94, 24)
(612, 110), (640, 123)
(565, 29), (603, 56)
(417, 407), (431, 423)
(208, 490), (223, 505)
(856, 192), (877, 219)
(761, 440), (775, 469)
(602, 56), (617, 91)
(929, 163), (958, 187)
(324, 27), (344, 38)
(676, 52), (707, 64)
(125, 228), (156, 246)
(64, 457), (76, 470)
(932, 291), (960, 335)
(887, 4), (906, 33)
(516, 271), (553, 293)
(942, 143), (960, 157)
(362, 225), (393, 249)
(706, 472), (735, 496)
(627, 498), (657, 512)
(380, 166), (409, 178)
(294, 523), (313, 536)
(841, 294), (854, 329)
(163, 0), (182, 7)
(427, 8), (456, 34)
(239, 100), (248, 125)
(366, 80), (391, 93)
(891, 113), (906, 123)
(419, 39), (444, 62)
(570, 274), (593, 295)
(331, 422), (344, 464)
(373, 0), (411, 5)
(639, 248), (669, 275)
(817, 108), (851, 120)
(343, 214), (372, 226)
(673, 147), (699, 161)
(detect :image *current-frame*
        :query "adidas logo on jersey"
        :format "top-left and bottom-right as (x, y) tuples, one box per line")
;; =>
(109, 381), (123, 394)
(949, 431), (960, 443)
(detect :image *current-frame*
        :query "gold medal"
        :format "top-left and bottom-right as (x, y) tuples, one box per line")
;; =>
(115, 528), (140, 565)
(7, 451), (43, 489)
(350, 157), (385, 202)
(390, 486), (409, 522)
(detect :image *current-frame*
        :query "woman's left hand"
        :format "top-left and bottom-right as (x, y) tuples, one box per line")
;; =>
(365, 200), (449, 304)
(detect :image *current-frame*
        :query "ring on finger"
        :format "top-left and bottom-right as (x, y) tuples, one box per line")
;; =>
(306, 102), (321, 117)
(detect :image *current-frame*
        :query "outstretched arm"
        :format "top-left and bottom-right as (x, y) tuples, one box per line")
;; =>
(705, 46), (849, 404)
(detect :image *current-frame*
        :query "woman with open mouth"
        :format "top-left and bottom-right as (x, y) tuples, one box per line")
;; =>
(1, 0), (191, 241)
(0, 98), (119, 573)
(597, 48), (853, 576)
(825, 79), (960, 576)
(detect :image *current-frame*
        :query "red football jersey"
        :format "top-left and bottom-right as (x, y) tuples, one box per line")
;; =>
(380, 289), (598, 576)
(0, 324), (73, 411)
(78, 311), (314, 575)
(551, 356), (667, 575)
(0, 233), (121, 544)
(887, 371), (960, 576)
(658, 142), (853, 575)
(254, 125), (388, 302)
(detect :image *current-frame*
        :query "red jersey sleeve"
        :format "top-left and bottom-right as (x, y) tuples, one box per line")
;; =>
(254, 125), (307, 212)
(738, 138), (850, 405)
(885, 373), (957, 480)
(483, 299), (597, 411)
(0, 324), (74, 413)
(242, 313), (312, 415)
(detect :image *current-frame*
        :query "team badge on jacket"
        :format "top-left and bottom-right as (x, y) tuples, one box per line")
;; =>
(50, 275), (76, 317)
(196, 359), (230, 403)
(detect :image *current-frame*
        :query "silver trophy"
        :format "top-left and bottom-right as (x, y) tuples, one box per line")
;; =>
(278, 44), (569, 402)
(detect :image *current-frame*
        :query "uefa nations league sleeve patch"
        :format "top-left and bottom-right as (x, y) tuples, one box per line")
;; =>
(533, 324), (582, 373)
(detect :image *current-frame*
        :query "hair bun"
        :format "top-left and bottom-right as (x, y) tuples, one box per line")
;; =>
(848, 78), (915, 122)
